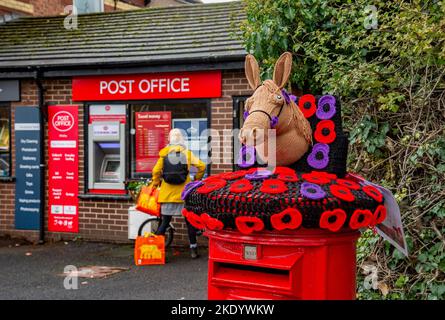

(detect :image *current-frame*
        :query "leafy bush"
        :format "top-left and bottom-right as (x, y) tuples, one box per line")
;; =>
(241, 0), (445, 299)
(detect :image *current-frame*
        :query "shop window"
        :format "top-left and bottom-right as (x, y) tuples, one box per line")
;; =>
(73, 0), (104, 14)
(130, 100), (209, 179)
(0, 104), (11, 177)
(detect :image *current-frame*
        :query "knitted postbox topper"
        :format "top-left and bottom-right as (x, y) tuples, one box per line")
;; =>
(182, 53), (386, 235)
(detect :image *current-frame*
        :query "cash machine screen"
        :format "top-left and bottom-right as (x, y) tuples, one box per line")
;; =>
(100, 156), (121, 182)
(105, 160), (120, 173)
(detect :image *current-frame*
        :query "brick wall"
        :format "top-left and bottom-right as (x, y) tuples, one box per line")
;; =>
(0, 69), (252, 246)
(0, 0), (34, 15)
(211, 70), (251, 172)
(0, 0), (144, 17)
(32, 0), (70, 16)
(0, 0), (69, 16)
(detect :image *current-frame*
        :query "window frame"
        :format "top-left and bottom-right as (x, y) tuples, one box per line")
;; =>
(232, 96), (250, 171)
(73, 0), (104, 14)
(128, 98), (212, 179)
(0, 103), (12, 179)
(83, 99), (211, 193)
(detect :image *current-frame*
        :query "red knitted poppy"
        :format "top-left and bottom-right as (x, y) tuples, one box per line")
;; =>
(196, 178), (227, 194)
(317, 171), (338, 180)
(181, 208), (190, 218)
(314, 120), (336, 144)
(220, 170), (247, 180)
(203, 175), (223, 182)
(235, 216), (264, 234)
(373, 205), (387, 225)
(260, 179), (288, 194)
(319, 208), (347, 232)
(273, 166), (296, 175)
(302, 171), (331, 184)
(336, 178), (361, 190)
(246, 167), (269, 174)
(270, 208), (302, 231)
(349, 209), (373, 229)
(298, 94), (316, 118)
(200, 213), (224, 231)
(363, 185), (383, 203)
(277, 174), (298, 182)
(229, 178), (254, 193)
(330, 184), (355, 202)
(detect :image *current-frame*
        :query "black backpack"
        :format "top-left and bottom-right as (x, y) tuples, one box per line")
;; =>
(162, 150), (189, 185)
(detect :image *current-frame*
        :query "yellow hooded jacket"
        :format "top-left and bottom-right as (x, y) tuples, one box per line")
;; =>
(152, 145), (206, 203)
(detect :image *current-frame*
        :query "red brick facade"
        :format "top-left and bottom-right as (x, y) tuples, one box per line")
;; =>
(0, 0), (145, 17)
(0, 70), (251, 245)
(0, 0), (196, 17)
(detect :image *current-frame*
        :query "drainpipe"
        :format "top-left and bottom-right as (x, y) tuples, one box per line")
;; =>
(35, 68), (46, 244)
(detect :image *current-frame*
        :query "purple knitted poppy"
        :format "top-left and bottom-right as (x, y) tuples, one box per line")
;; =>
(307, 143), (330, 169)
(300, 182), (326, 200)
(237, 145), (256, 168)
(243, 110), (249, 120)
(245, 169), (272, 180)
(271, 116), (279, 128)
(181, 180), (204, 200)
(316, 95), (336, 120)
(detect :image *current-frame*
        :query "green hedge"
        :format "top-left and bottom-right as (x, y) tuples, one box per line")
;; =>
(240, 0), (445, 299)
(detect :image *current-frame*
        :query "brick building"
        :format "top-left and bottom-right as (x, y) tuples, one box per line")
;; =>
(0, 2), (250, 245)
(0, 0), (201, 22)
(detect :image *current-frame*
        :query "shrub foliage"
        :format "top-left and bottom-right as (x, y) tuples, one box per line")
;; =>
(240, 0), (445, 299)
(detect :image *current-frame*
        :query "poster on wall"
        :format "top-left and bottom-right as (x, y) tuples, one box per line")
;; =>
(48, 105), (79, 233)
(135, 111), (171, 172)
(173, 118), (209, 166)
(14, 107), (42, 230)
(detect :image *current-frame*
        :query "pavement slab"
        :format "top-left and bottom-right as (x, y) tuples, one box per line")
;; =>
(0, 239), (208, 300)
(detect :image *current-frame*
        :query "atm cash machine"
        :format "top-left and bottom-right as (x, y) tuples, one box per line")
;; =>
(88, 120), (126, 191)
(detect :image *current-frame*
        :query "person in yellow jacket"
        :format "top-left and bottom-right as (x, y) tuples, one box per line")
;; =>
(152, 128), (206, 259)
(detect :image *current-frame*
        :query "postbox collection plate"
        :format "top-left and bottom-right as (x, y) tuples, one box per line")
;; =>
(243, 245), (258, 260)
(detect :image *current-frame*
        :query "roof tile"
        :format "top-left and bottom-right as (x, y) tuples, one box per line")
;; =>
(0, 2), (246, 70)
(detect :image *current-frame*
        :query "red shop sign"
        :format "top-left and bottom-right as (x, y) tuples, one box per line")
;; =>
(48, 105), (79, 233)
(72, 70), (222, 101)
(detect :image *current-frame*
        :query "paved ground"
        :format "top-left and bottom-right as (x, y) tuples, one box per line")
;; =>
(0, 237), (208, 300)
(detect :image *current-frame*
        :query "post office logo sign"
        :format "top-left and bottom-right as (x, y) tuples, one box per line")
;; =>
(52, 111), (75, 132)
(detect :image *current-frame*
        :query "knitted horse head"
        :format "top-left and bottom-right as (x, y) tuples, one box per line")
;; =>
(239, 52), (312, 166)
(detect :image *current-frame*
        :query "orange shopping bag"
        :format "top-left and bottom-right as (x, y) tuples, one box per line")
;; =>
(134, 232), (165, 266)
(135, 184), (160, 216)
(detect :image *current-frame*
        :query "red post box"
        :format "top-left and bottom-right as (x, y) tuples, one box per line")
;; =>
(206, 228), (360, 300)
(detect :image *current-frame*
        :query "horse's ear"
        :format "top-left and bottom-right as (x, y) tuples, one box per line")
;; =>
(245, 54), (261, 90)
(273, 52), (293, 89)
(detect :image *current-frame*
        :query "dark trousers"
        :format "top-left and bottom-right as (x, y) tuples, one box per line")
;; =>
(156, 214), (197, 246)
